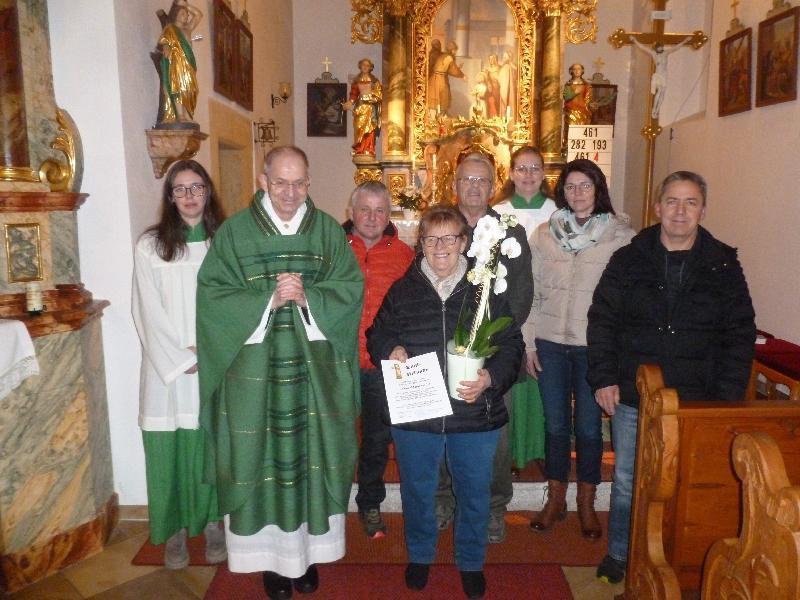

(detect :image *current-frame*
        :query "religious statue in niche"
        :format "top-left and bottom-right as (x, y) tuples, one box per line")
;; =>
(427, 40), (466, 116)
(563, 63), (593, 125)
(152, 0), (203, 129)
(631, 37), (691, 119)
(343, 58), (382, 158)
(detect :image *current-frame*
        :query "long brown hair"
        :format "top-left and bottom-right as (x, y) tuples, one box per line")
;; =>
(146, 160), (224, 262)
(497, 146), (552, 203)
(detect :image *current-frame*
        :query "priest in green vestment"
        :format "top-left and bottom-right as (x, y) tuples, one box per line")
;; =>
(197, 146), (363, 595)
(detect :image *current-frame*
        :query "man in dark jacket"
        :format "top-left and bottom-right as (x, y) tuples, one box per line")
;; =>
(587, 171), (756, 584)
(435, 152), (534, 544)
(345, 181), (415, 539)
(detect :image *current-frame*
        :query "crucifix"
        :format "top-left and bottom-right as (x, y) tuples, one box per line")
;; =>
(321, 56), (333, 73)
(609, 1), (708, 226)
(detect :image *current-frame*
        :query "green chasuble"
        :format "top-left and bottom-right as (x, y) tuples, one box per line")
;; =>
(197, 193), (363, 537)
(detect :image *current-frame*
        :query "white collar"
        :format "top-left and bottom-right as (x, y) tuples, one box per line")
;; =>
(262, 194), (308, 234)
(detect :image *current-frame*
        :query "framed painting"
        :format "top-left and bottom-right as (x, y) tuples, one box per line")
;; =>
(4, 223), (43, 283)
(213, 0), (236, 102)
(756, 8), (799, 107)
(589, 84), (618, 125)
(235, 20), (253, 110)
(720, 28), (752, 116)
(307, 82), (348, 137)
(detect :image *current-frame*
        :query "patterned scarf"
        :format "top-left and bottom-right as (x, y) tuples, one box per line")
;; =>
(549, 208), (611, 253)
(421, 255), (468, 300)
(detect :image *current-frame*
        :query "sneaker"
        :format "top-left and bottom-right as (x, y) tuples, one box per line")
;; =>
(359, 508), (387, 539)
(487, 512), (506, 544)
(435, 502), (455, 531)
(596, 554), (626, 584)
(164, 528), (189, 570)
(405, 562), (430, 590)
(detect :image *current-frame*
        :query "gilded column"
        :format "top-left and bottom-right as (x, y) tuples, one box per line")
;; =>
(0, 0), (37, 183)
(382, 1), (409, 158)
(539, 3), (562, 164)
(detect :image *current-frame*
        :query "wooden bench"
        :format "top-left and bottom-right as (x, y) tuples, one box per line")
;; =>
(745, 359), (800, 401)
(702, 431), (800, 599)
(623, 365), (800, 599)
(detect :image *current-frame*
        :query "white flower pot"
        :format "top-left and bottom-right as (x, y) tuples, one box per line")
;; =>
(446, 340), (485, 400)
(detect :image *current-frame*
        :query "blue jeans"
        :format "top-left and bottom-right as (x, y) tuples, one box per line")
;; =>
(392, 427), (500, 571)
(536, 339), (603, 484)
(608, 402), (638, 563)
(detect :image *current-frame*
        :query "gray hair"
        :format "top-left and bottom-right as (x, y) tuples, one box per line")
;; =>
(658, 171), (707, 206)
(349, 180), (391, 210)
(456, 152), (495, 186)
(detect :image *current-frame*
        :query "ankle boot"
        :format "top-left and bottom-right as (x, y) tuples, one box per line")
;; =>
(577, 482), (602, 539)
(530, 480), (567, 531)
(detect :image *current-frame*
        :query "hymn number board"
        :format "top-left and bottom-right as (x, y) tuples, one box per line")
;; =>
(567, 125), (614, 185)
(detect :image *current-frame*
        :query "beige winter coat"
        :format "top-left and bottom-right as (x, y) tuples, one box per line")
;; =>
(523, 214), (635, 350)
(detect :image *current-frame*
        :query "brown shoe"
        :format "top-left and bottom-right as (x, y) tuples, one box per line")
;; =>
(530, 480), (567, 531)
(577, 482), (602, 539)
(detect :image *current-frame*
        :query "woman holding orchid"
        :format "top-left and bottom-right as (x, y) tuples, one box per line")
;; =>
(367, 206), (524, 599)
(526, 159), (634, 539)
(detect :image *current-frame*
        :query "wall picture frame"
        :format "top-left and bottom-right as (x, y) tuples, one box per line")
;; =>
(719, 28), (752, 117)
(307, 82), (348, 137)
(756, 8), (799, 108)
(212, 0), (236, 102)
(235, 20), (253, 110)
(4, 223), (43, 283)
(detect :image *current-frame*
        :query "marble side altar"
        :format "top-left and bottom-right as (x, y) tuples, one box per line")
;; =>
(0, 1), (115, 592)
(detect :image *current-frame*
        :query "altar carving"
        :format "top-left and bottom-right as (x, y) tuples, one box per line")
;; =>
(350, 0), (598, 209)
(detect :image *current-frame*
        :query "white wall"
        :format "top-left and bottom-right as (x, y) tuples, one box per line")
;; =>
(48, 0), (145, 503)
(663, 0), (800, 343)
(291, 0), (381, 221)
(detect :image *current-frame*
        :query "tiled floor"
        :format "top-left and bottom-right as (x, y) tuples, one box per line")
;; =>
(7, 518), (624, 600)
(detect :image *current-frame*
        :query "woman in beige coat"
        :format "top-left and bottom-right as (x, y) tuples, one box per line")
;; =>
(525, 159), (634, 539)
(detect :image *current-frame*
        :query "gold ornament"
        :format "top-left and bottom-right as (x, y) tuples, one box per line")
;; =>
(351, 0), (383, 44)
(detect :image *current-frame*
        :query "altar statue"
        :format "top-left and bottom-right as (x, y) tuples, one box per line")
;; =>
(343, 58), (382, 157)
(154, 0), (203, 128)
(563, 63), (593, 126)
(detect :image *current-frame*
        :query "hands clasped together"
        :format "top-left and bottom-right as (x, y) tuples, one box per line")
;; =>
(272, 272), (307, 309)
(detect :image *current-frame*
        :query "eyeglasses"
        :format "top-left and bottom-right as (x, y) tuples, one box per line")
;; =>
(563, 182), (594, 194)
(513, 165), (543, 175)
(172, 183), (206, 198)
(420, 234), (461, 248)
(268, 178), (309, 192)
(457, 176), (492, 188)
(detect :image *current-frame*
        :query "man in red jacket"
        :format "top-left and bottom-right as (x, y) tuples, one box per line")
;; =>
(345, 181), (415, 538)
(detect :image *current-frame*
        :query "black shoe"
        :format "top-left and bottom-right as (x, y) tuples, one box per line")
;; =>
(404, 562), (430, 590)
(596, 554), (626, 584)
(358, 507), (388, 538)
(460, 570), (486, 599)
(262, 571), (293, 600)
(292, 564), (319, 594)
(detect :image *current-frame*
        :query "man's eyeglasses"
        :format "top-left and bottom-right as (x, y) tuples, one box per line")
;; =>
(457, 176), (492, 188)
(172, 183), (206, 198)
(513, 165), (543, 175)
(420, 234), (462, 248)
(268, 178), (309, 192)
(563, 182), (594, 194)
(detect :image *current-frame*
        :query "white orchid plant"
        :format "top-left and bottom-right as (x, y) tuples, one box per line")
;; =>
(452, 213), (522, 358)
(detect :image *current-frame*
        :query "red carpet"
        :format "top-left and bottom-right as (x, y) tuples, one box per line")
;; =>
(204, 562), (572, 599)
(133, 511), (607, 567)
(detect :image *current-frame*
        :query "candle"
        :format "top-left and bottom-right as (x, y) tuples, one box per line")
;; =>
(26, 282), (43, 314)
(506, 106), (511, 122)
(432, 153), (437, 171)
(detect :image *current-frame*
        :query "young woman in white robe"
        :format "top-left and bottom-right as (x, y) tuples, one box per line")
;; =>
(131, 159), (225, 569)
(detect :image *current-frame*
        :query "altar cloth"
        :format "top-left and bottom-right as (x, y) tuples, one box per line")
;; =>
(0, 319), (39, 400)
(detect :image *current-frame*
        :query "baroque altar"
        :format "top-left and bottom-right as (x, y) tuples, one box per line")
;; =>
(349, 0), (599, 207)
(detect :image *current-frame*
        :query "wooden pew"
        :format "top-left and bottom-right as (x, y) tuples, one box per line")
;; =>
(623, 365), (800, 599)
(702, 431), (800, 599)
(745, 359), (800, 401)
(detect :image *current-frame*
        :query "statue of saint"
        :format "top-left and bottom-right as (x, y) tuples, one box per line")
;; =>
(563, 63), (593, 126)
(427, 40), (465, 116)
(342, 58), (382, 157)
(154, 0), (203, 128)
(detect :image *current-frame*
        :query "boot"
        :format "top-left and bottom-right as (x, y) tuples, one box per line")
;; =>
(204, 521), (227, 563)
(577, 482), (602, 539)
(530, 480), (567, 531)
